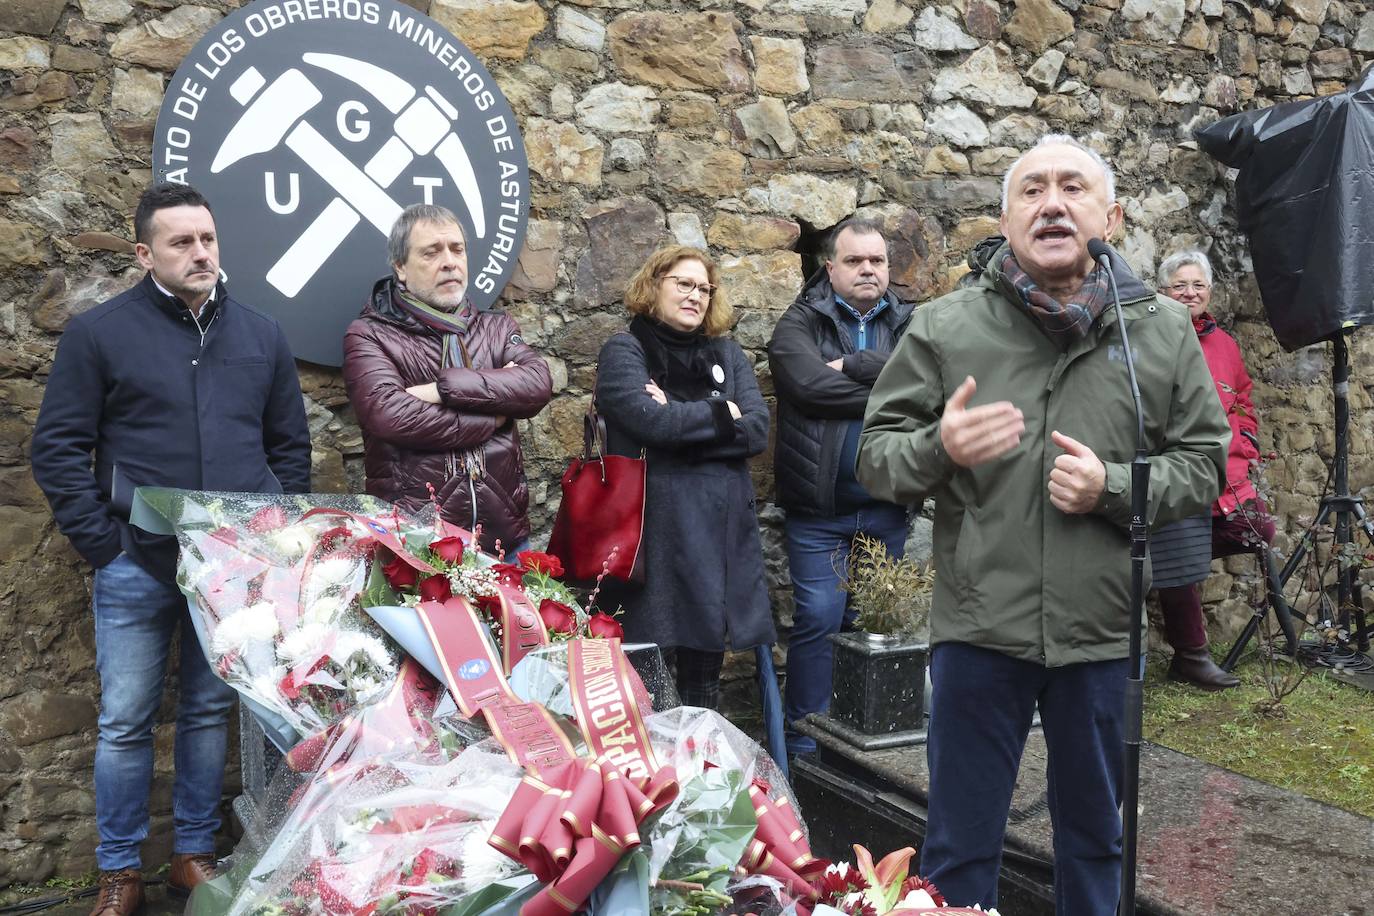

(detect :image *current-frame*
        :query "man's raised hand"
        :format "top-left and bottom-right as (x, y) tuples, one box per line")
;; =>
(939, 376), (1024, 468)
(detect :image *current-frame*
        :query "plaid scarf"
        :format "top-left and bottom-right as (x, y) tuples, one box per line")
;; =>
(997, 249), (1111, 346)
(391, 284), (474, 369)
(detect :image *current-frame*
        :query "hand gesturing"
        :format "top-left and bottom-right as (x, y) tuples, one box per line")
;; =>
(939, 376), (1024, 468)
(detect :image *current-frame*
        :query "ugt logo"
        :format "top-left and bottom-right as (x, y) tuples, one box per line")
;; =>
(153, 0), (530, 366)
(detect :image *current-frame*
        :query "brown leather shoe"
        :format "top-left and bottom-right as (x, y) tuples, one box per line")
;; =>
(89, 868), (144, 916)
(167, 852), (218, 899)
(1168, 647), (1241, 691)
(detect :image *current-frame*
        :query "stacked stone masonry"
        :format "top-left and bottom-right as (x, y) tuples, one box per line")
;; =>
(3, 0), (1374, 884)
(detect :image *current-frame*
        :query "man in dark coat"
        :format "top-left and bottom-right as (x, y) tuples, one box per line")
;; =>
(342, 204), (552, 553)
(767, 218), (914, 758)
(31, 182), (312, 915)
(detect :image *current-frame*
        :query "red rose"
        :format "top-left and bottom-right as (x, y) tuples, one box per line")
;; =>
(429, 536), (466, 565)
(418, 574), (452, 603)
(538, 599), (577, 636)
(382, 555), (419, 590)
(490, 562), (525, 584)
(519, 551), (564, 578)
(279, 671), (301, 700)
(472, 593), (503, 619)
(586, 613), (624, 640)
(247, 504), (290, 533)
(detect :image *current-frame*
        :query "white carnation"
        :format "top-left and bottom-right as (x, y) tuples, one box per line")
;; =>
(309, 557), (361, 594)
(334, 631), (395, 674)
(458, 824), (519, 893)
(210, 603), (280, 656)
(277, 621), (331, 667)
(266, 524), (317, 558)
(304, 595), (344, 624)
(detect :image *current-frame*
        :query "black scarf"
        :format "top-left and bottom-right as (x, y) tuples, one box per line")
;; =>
(627, 315), (721, 402)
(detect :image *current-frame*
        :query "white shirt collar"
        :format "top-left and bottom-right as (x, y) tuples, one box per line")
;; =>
(150, 273), (217, 307)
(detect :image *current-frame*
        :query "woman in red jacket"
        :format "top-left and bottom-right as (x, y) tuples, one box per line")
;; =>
(1151, 250), (1275, 690)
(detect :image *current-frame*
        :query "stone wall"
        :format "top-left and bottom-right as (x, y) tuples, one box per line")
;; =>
(4, 0), (1374, 884)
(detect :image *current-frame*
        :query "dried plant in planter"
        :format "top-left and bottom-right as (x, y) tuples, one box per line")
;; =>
(836, 533), (935, 640)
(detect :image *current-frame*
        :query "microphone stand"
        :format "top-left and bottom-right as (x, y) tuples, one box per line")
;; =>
(1095, 248), (1148, 916)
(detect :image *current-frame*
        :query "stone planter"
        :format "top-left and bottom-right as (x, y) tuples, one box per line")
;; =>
(828, 631), (927, 737)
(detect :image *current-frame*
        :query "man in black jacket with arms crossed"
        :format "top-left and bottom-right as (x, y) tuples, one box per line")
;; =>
(767, 217), (915, 759)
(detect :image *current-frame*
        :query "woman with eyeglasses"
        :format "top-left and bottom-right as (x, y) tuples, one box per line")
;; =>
(1149, 250), (1274, 690)
(591, 245), (775, 708)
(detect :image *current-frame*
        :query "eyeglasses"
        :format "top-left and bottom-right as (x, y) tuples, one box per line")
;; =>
(664, 275), (716, 298)
(1166, 281), (1210, 294)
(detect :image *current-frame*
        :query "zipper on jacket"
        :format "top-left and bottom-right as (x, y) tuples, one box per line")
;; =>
(443, 328), (481, 532)
(468, 474), (479, 532)
(188, 304), (218, 348)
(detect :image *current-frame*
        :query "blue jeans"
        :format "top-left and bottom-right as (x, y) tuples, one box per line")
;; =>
(921, 643), (1127, 915)
(782, 503), (909, 755)
(92, 554), (236, 871)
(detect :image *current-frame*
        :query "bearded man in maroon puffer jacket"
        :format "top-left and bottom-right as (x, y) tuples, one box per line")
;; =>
(343, 203), (552, 553)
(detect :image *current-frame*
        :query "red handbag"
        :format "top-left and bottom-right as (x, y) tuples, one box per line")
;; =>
(548, 408), (646, 584)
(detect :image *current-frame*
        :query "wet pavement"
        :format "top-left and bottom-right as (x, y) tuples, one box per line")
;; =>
(794, 720), (1374, 916)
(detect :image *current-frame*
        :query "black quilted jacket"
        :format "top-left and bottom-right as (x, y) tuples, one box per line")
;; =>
(767, 271), (914, 516)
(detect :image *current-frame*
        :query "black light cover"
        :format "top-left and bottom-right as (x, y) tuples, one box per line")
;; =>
(1195, 66), (1374, 351)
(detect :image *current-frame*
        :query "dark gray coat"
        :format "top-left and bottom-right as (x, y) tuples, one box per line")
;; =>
(593, 330), (776, 652)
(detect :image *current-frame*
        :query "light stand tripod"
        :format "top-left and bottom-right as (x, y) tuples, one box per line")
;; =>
(1222, 330), (1374, 671)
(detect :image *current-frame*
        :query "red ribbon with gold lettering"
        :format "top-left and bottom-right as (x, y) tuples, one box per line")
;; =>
(490, 579), (549, 673)
(566, 638), (660, 782)
(487, 638), (680, 915)
(414, 595), (577, 774)
(738, 779), (826, 902)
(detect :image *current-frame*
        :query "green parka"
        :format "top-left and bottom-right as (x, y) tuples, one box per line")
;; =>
(857, 243), (1229, 666)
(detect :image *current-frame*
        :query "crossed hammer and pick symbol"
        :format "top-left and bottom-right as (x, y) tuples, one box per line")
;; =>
(211, 53), (487, 297)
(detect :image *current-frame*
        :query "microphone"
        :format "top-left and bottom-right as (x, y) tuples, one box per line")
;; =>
(1088, 238), (1145, 455)
(1089, 235), (1150, 916)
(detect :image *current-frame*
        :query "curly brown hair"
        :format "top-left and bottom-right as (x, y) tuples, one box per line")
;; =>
(623, 245), (734, 337)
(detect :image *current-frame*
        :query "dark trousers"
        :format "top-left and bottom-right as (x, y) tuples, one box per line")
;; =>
(663, 646), (725, 709)
(922, 643), (1128, 916)
(1157, 500), (1276, 649)
(782, 503), (910, 755)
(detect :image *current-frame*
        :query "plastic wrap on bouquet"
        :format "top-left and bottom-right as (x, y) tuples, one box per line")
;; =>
(194, 662), (527, 916)
(507, 641), (678, 717)
(637, 706), (813, 914)
(131, 489), (447, 749)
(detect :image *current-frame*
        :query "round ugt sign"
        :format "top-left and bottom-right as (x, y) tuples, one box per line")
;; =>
(152, 0), (531, 366)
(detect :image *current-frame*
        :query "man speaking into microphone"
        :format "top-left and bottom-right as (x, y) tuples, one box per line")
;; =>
(857, 135), (1228, 915)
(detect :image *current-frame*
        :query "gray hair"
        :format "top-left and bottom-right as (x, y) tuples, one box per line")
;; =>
(824, 216), (886, 261)
(388, 203), (463, 266)
(1157, 249), (1214, 287)
(1000, 133), (1117, 213)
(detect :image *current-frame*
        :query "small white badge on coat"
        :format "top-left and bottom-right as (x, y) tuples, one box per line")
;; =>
(711, 364), (725, 384)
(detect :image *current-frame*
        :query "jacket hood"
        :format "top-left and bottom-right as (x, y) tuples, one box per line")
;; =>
(362, 275), (403, 323)
(793, 264), (915, 322)
(977, 238), (1156, 305)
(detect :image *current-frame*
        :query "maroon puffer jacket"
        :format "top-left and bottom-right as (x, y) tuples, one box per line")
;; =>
(342, 278), (552, 550)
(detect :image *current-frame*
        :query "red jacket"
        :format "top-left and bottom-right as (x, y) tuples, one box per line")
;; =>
(1196, 315), (1259, 515)
(342, 279), (552, 549)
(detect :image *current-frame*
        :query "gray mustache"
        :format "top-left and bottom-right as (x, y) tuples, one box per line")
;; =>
(1034, 216), (1078, 234)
